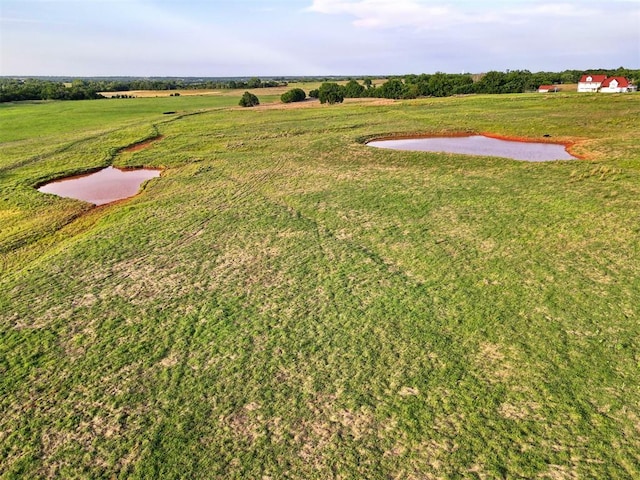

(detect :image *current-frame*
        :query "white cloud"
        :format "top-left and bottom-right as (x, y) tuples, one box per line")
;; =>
(508, 3), (597, 16)
(307, 0), (470, 29)
(307, 0), (619, 30)
(302, 0), (639, 73)
(2, 0), (638, 76)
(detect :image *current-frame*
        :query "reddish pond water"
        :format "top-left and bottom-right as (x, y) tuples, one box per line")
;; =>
(367, 135), (577, 161)
(38, 166), (161, 205)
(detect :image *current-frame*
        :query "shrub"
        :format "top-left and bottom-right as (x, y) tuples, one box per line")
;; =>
(309, 89), (319, 98)
(239, 91), (260, 107)
(377, 79), (407, 99)
(342, 80), (365, 98)
(247, 77), (261, 88)
(318, 82), (344, 105)
(281, 88), (306, 103)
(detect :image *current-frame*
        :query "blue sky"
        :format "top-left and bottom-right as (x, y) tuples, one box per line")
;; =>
(1, 0), (638, 76)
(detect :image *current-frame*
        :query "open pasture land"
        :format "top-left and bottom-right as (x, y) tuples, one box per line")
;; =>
(99, 89), (229, 98)
(1, 92), (640, 479)
(97, 79), (389, 99)
(97, 83), (312, 99)
(98, 82), (320, 99)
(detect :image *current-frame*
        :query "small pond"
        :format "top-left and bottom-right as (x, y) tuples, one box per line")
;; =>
(38, 166), (161, 205)
(367, 135), (577, 161)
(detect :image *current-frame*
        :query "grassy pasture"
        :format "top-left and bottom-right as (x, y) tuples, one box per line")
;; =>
(97, 80), (388, 99)
(1, 92), (640, 479)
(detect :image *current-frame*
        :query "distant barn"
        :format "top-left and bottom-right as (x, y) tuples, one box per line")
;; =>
(538, 85), (558, 93)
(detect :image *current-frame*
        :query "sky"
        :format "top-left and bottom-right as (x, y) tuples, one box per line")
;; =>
(1, 0), (639, 77)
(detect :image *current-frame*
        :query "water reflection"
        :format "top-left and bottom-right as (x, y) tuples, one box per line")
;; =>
(38, 166), (161, 205)
(367, 135), (577, 161)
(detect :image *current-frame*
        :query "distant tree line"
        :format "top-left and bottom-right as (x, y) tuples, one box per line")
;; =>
(94, 76), (287, 92)
(0, 77), (287, 102)
(315, 68), (640, 101)
(0, 79), (105, 102)
(2, 68), (638, 103)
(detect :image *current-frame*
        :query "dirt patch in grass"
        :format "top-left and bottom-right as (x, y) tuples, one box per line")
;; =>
(36, 400), (144, 479)
(499, 401), (544, 421)
(537, 463), (579, 479)
(121, 135), (164, 152)
(476, 342), (516, 383)
(159, 353), (179, 368)
(398, 386), (420, 397)
(224, 403), (264, 443)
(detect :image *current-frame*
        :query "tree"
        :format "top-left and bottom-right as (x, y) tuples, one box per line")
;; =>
(281, 88), (306, 103)
(342, 79), (365, 98)
(247, 77), (262, 88)
(317, 82), (344, 104)
(474, 71), (507, 94)
(309, 89), (319, 98)
(239, 91), (259, 107)
(426, 73), (454, 97)
(377, 78), (407, 99)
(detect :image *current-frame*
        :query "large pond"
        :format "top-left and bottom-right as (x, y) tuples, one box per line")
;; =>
(38, 166), (161, 205)
(367, 135), (577, 161)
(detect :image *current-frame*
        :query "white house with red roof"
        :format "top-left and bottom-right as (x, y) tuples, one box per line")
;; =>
(577, 74), (636, 93)
(600, 77), (636, 93)
(577, 74), (607, 92)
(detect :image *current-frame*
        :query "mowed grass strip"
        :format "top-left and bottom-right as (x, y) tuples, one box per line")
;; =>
(1, 92), (639, 479)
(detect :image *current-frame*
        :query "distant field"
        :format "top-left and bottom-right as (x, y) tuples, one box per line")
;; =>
(558, 83), (578, 91)
(537, 83), (578, 92)
(98, 80), (389, 98)
(1, 92), (639, 479)
(99, 89), (227, 98)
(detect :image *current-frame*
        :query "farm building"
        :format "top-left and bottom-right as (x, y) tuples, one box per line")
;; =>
(600, 77), (637, 93)
(577, 74), (636, 93)
(577, 75), (607, 92)
(538, 85), (559, 93)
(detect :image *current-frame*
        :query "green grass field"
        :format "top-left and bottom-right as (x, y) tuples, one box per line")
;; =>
(1, 90), (639, 479)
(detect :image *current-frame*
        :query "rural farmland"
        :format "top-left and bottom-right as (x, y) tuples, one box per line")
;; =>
(1, 89), (640, 479)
